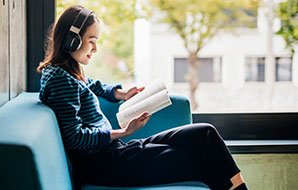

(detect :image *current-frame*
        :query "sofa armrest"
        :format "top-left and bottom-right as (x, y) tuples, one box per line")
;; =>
(0, 92), (72, 190)
(99, 93), (192, 142)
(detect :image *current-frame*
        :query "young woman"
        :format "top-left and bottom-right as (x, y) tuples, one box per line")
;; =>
(38, 5), (247, 190)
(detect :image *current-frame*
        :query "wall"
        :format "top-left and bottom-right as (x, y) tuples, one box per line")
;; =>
(0, 0), (26, 107)
(233, 154), (298, 190)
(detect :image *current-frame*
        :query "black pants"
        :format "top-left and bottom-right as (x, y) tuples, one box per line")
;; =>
(70, 124), (240, 190)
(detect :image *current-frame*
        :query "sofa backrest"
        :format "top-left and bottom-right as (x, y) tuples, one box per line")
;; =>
(98, 93), (193, 142)
(0, 92), (72, 190)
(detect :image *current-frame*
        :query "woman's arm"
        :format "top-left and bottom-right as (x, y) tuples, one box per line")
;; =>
(86, 77), (122, 102)
(86, 76), (144, 101)
(110, 128), (128, 140)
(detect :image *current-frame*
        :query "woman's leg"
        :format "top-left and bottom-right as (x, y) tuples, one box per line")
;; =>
(142, 123), (243, 189)
(77, 123), (244, 189)
(80, 140), (203, 187)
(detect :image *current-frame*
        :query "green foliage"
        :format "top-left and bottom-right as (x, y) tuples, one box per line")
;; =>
(104, 20), (135, 74)
(276, 0), (298, 53)
(56, 0), (138, 82)
(148, 0), (261, 53)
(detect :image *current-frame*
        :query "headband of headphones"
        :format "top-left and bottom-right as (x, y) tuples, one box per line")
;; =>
(63, 8), (93, 53)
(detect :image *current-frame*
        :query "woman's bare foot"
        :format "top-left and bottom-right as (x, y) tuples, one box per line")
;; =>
(229, 172), (245, 190)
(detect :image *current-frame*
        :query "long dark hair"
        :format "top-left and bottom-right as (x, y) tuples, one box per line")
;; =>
(37, 5), (98, 82)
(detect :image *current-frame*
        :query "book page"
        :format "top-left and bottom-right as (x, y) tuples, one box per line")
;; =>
(119, 79), (166, 112)
(116, 89), (172, 128)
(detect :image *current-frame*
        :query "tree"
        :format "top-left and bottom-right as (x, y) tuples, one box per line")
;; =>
(276, 0), (298, 54)
(148, 0), (261, 110)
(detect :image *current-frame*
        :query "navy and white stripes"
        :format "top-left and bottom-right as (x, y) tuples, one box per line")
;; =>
(39, 65), (121, 154)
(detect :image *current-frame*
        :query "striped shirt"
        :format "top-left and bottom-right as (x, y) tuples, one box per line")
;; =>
(39, 65), (121, 154)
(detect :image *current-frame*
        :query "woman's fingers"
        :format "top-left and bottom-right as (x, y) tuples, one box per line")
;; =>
(138, 112), (149, 120)
(125, 86), (145, 100)
(138, 112), (151, 126)
(129, 112), (147, 125)
(138, 86), (145, 92)
(142, 114), (151, 123)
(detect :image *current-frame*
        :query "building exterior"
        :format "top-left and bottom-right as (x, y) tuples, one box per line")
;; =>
(134, 4), (298, 113)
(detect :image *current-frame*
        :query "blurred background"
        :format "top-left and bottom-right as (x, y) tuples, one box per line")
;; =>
(57, 0), (298, 113)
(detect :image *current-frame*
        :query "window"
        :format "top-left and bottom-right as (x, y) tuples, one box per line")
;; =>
(245, 57), (292, 82)
(276, 57), (292, 82)
(245, 57), (265, 82)
(174, 57), (222, 83)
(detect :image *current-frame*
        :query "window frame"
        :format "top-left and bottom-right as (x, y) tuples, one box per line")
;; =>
(27, 0), (55, 92)
(192, 112), (298, 153)
(192, 112), (298, 140)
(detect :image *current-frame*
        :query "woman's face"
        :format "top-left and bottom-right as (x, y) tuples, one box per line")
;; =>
(70, 21), (100, 65)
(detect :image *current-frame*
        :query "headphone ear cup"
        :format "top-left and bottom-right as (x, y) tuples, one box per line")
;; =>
(63, 32), (82, 53)
(70, 34), (82, 52)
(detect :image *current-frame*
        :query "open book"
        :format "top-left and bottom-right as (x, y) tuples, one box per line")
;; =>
(116, 79), (172, 128)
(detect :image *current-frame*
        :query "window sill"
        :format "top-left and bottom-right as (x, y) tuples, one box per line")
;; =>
(226, 140), (298, 154)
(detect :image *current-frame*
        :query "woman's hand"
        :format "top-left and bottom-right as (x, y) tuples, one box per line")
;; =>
(124, 86), (145, 100)
(110, 112), (151, 141)
(115, 86), (145, 101)
(124, 112), (151, 136)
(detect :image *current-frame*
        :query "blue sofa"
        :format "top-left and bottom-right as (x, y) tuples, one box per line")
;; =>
(0, 92), (210, 190)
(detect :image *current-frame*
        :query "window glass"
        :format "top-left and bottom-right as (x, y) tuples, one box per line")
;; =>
(245, 57), (293, 82)
(174, 58), (222, 83)
(245, 57), (265, 82)
(276, 57), (292, 82)
(57, 0), (298, 113)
